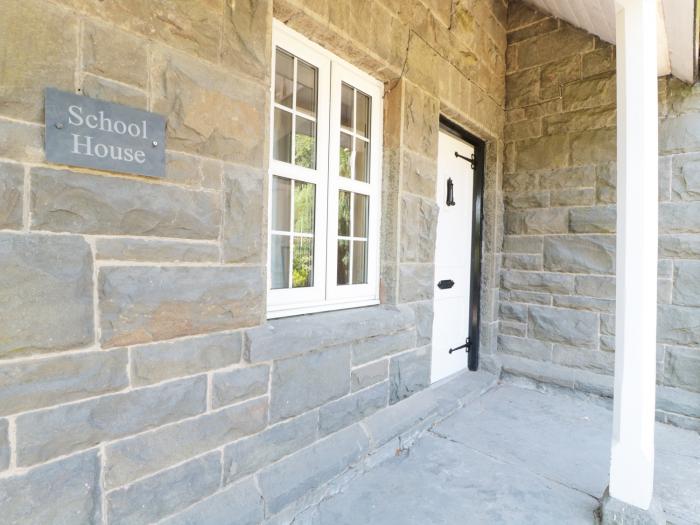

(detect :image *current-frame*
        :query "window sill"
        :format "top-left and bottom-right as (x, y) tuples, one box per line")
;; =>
(267, 298), (380, 319)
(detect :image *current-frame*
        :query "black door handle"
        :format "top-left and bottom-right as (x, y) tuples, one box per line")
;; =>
(437, 279), (454, 289)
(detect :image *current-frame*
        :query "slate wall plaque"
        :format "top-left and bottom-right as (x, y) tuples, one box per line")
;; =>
(45, 88), (166, 178)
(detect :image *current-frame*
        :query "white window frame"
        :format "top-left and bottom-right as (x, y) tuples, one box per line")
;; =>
(267, 21), (384, 319)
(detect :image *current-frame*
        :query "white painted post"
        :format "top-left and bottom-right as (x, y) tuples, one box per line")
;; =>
(610, 0), (659, 510)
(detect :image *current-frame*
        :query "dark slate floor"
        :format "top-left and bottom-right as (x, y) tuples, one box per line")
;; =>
(295, 381), (700, 524)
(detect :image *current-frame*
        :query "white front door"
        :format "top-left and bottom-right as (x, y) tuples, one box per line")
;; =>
(431, 129), (475, 383)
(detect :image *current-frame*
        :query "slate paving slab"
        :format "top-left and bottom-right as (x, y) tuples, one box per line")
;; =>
(300, 381), (700, 524)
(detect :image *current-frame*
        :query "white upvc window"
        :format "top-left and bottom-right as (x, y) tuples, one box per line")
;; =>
(268, 21), (383, 318)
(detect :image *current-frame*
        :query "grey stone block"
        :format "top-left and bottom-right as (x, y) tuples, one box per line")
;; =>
(528, 306), (598, 348)
(81, 19), (147, 88)
(553, 295), (615, 313)
(502, 289), (553, 305)
(398, 263), (434, 302)
(600, 314), (616, 336)
(505, 208), (569, 235)
(659, 234), (700, 258)
(500, 354), (575, 388)
(0, 233), (94, 358)
(658, 259), (673, 279)
(514, 135), (570, 171)
(660, 114), (700, 154)
(659, 155), (673, 202)
(212, 364), (269, 409)
(0, 161), (23, 229)
(660, 202), (700, 234)
(222, 166), (265, 263)
(400, 194), (438, 263)
(17, 375), (206, 467)
(389, 346), (431, 404)
(569, 205), (616, 233)
(100, 265), (264, 348)
(107, 451), (221, 525)
(504, 191), (549, 209)
(406, 300), (433, 346)
(658, 279), (673, 305)
(543, 235), (615, 274)
(673, 260), (700, 307)
(503, 171), (538, 193)
(352, 329), (417, 365)
(95, 237), (219, 263)
(151, 47), (266, 165)
(104, 397), (267, 489)
(165, 151), (221, 189)
(503, 235), (543, 254)
(498, 335), (552, 361)
(245, 305), (414, 363)
(362, 386), (442, 448)
(540, 166), (596, 190)
(553, 345), (614, 375)
(270, 345), (350, 422)
(351, 360), (389, 392)
(664, 346), (700, 393)
(0, 349), (128, 416)
(223, 411), (317, 485)
(571, 128), (617, 165)
(574, 275), (616, 299)
(658, 304), (700, 346)
(0, 450), (101, 525)
(0, 419), (8, 471)
(402, 149), (437, 198)
(596, 162), (617, 204)
(657, 385), (700, 418)
(499, 301), (528, 323)
(550, 188), (596, 207)
(499, 321), (527, 337)
(257, 424), (369, 515)
(600, 335), (616, 353)
(31, 167), (220, 239)
(131, 332), (242, 386)
(319, 381), (389, 436)
(161, 477), (263, 525)
(81, 74), (147, 108)
(502, 270), (574, 294)
(672, 153), (700, 200)
(0, 113), (45, 163)
(502, 253), (542, 270)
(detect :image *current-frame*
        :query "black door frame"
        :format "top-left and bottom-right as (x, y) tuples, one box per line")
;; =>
(438, 116), (485, 372)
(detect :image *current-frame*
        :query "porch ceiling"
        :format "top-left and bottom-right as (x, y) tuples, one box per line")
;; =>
(524, 0), (698, 83)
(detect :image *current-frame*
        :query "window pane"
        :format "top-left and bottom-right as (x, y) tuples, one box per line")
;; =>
(353, 193), (369, 237)
(355, 139), (369, 182)
(271, 234), (290, 289)
(294, 181), (315, 234)
(272, 176), (291, 231)
(339, 133), (352, 179)
(341, 84), (354, 132)
(295, 116), (316, 169)
(292, 237), (314, 288)
(352, 240), (367, 284)
(273, 108), (292, 163)
(296, 60), (317, 117)
(338, 190), (351, 236)
(356, 91), (370, 138)
(275, 49), (294, 108)
(337, 240), (350, 285)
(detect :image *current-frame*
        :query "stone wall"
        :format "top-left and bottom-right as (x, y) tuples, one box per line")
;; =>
(0, 0), (505, 522)
(501, 0), (700, 430)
